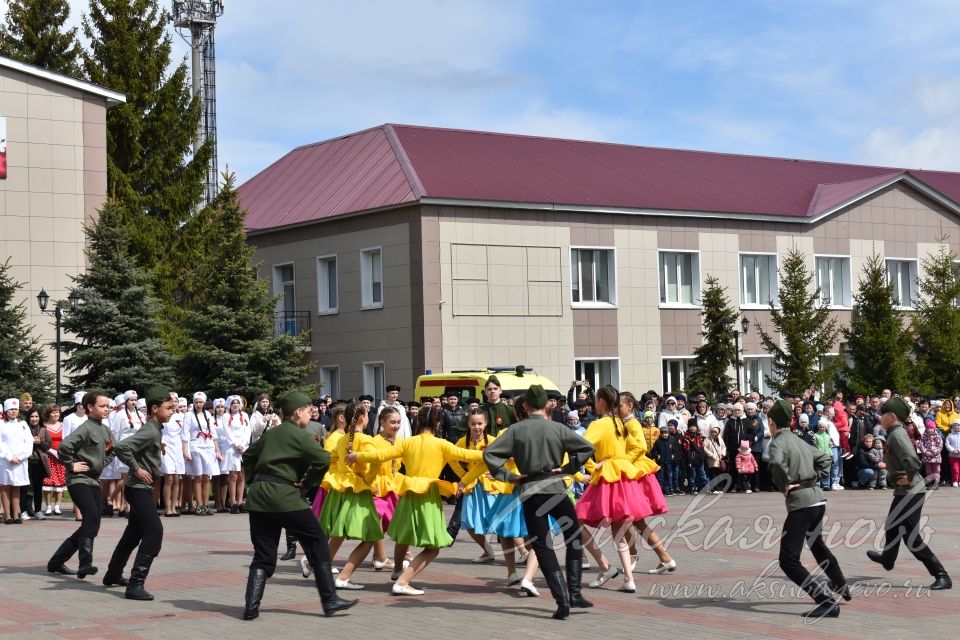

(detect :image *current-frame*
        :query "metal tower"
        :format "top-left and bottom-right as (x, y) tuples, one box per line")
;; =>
(173, 0), (224, 206)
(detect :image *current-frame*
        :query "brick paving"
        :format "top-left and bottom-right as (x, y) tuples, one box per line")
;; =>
(1, 489), (958, 639)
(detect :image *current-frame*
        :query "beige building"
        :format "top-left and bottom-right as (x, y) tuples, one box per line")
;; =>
(0, 56), (124, 363)
(240, 124), (960, 401)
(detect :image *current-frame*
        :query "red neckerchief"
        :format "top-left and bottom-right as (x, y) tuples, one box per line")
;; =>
(194, 408), (212, 439)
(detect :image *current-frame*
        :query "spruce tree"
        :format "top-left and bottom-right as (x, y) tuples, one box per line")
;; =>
(81, 0), (210, 281)
(912, 244), (960, 395)
(841, 253), (913, 395)
(686, 275), (736, 398)
(757, 247), (840, 394)
(177, 176), (315, 399)
(0, 259), (54, 403)
(60, 199), (177, 394)
(0, 0), (82, 77)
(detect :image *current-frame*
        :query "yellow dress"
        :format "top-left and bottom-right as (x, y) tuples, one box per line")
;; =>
(318, 429), (383, 541)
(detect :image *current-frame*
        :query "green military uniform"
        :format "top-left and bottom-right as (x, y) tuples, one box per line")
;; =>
(867, 398), (951, 590)
(767, 399), (847, 619)
(104, 390), (170, 600)
(482, 401), (514, 437)
(241, 391), (355, 621)
(48, 412), (117, 579)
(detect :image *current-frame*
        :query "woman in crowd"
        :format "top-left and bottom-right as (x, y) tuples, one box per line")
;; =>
(161, 398), (188, 517)
(221, 396), (251, 513)
(21, 406), (50, 519)
(347, 406), (483, 596)
(703, 425), (727, 493)
(1, 398), (31, 523)
(42, 404), (67, 515)
(250, 394), (280, 444)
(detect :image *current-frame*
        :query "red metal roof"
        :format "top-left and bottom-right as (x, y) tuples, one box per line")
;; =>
(240, 124), (960, 231)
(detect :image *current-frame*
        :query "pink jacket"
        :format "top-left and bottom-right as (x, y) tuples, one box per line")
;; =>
(735, 451), (758, 474)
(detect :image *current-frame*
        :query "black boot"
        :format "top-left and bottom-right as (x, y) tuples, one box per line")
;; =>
(280, 533), (297, 561)
(315, 562), (357, 616)
(866, 550), (894, 571)
(565, 553), (593, 609)
(47, 539), (79, 575)
(76, 537), (99, 579)
(921, 557), (953, 591)
(124, 553), (155, 601)
(242, 567), (269, 620)
(446, 495), (463, 541)
(802, 578), (839, 620)
(103, 548), (132, 587)
(543, 570), (570, 620)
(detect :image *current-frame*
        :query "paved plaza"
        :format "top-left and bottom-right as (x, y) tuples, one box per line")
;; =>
(1, 490), (958, 639)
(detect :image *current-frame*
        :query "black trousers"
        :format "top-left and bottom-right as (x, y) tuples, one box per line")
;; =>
(249, 508), (332, 577)
(20, 461), (46, 513)
(879, 492), (939, 569)
(520, 492), (582, 574)
(779, 504), (845, 600)
(110, 487), (164, 561)
(67, 483), (103, 540)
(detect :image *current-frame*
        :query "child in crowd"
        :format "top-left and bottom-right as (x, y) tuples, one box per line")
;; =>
(734, 440), (757, 494)
(652, 426), (680, 495)
(681, 424), (708, 494)
(703, 426), (727, 493)
(871, 436), (888, 489)
(946, 420), (960, 488)
(812, 422), (833, 489)
(919, 420), (944, 489)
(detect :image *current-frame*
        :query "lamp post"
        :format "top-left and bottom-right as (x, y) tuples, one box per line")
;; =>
(37, 288), (80, 405)
(723, 316), (751, 392)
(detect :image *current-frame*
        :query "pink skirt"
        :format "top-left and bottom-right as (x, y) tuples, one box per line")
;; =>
(374, 492), (399, 532)
(311, 487), (328, 519)
(576, 474), (668, 528)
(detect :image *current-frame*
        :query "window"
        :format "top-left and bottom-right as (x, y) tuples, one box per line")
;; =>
(661, 358), (694, 393)
(272, 263), (296, 334)
(814, 256), (852, 307)
(885, 259), (918, 309)
(316, 255), (338, 314)
(362, 362), (385, 403)
(740, 254), (778, 307)
(743, 356), (774, 396)
(574, 358), (620, 390)
(658, 251), (701, 306)
(361, 248), (383, 309)
(319, 366), (340, 399)
(571, 248), (616, 306)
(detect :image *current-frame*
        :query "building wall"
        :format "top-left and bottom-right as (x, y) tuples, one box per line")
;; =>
(0, 65), (108, 370)
(250, 207), (419, 399)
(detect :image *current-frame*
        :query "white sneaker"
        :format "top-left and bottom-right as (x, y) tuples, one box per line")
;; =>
(34, 511), (45, 520)
(390, 559), (410, 581)
(647, 559), (677, 574)
(619, 580), (636, 593)
(20, 512), (31, 521)
(300, 556), (313, 578)
(581, 558), (591, 569)
(392, 583), (424, 596)
(472, 552), (494, 564)
(331, 566), (339, 575)
(953, 482), (959, 488)
(831, 484), (842, 491)
(519, 578), (540, 597)
(589, 566), (621, 588)
(373, 558), (394, 571)
(507, 571), (521, 586)
(334, 578), (365, 590)
(745, 489), (752, 494)
(45, 506), (53, 515)
(53, 505), (61, 515)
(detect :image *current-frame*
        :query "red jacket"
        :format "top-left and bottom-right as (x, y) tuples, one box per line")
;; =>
(735, 451), (758, 474)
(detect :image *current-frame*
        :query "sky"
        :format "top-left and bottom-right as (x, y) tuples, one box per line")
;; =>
(12, 0), (960, 184)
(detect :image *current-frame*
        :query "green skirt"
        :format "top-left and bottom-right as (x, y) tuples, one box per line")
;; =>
(319, 489), (383, 542)
(387, 485), (453, 549)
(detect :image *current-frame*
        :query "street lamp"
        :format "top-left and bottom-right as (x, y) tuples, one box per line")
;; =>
(723, 316), (751, 392)
(37, 288), (80, 405)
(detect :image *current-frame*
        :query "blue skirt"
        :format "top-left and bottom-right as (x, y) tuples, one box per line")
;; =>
(463, 484), (497, 534)
(486, 490), (528, 538)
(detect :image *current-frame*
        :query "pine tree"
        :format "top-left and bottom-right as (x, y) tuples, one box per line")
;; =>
(0, 0), (82, 77)
(81, 0), (210, 282)
(841, 253), (914, 395)
(177, 176), (315, 398)
(757, 247), (840, 394)
(685, 275), (736, 398)
(912, 244), (960, 396)
(60, 199), (177, 394)
(0, 259), (54, 403)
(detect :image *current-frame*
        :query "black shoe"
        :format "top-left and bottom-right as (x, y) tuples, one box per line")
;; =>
(930, 573), (952, 590)
(125, 553), (155, 601)
(103, 574), (129, 587)
(48, 563), (77, 575)
(243, 567), (269, 620)
(866, 550), (894, 571)
(315, 562), (358, 616)
(76, 537), (98, 579)
(803, 600), (840, 620)
(230, 505), (240, 514)
(543, 570), (570, 620)
(48, 539), (79, 575)
(280, 546), (297, 561)
(565, 553), (593, 609)
(829, 582), (852, 602)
